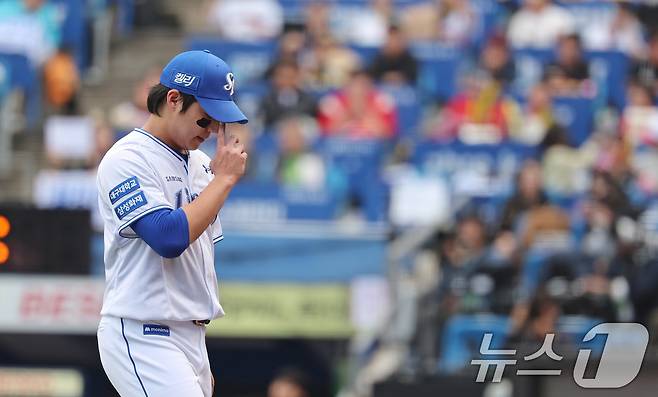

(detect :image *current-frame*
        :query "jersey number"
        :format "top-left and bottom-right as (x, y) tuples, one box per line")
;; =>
(175, 188), (199, 209)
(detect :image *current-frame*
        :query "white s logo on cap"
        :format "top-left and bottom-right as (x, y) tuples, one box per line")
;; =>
(224, 73), (235, 96)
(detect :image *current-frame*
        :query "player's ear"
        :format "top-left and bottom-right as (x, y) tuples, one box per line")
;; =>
(165, 89), (182, 112)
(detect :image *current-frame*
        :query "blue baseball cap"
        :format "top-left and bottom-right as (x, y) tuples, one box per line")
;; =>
(160, 50), (248, 124)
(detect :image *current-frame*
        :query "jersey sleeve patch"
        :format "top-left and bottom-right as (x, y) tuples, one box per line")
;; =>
(109, 176), (141, 204)
(114, 191), (148, 220)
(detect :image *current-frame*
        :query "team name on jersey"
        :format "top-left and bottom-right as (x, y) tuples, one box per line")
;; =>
(165, 175), (183, 183)
(109, 176), (140, 204)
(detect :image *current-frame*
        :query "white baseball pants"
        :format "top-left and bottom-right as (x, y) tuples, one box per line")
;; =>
(97, 316), (213, 397)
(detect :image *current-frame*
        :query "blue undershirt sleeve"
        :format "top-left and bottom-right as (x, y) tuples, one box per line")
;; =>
(132, 208), (190, 258)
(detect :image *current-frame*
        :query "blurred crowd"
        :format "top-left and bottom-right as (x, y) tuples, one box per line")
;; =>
(5, 0), (658, 378)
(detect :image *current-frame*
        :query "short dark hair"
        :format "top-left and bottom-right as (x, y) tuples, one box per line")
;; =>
(146, 83), (197, 116)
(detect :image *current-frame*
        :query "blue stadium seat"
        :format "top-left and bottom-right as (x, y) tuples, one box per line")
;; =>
(110, 0), (135, 37)
(51, 0), (88, 70)
(552, 96), (595, 147)
(349, 44), (379, 65)
(0, 56), (13, 99)
(185, 37), (278, 84)
(380, 83), (421, 139)
(0, 52), (40, 126)
(470, 0), (504, 51)
(318, 137), (390, 222)
(511, 48), (554, 97)
(439, 314), (511, 373)
(412, 42), (461, 103)
(585, 50), (629, 109)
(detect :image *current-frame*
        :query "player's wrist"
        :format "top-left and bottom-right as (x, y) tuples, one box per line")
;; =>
(211, 173), (240, 189)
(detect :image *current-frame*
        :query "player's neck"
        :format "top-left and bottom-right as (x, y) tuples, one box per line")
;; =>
(142, 116), (184, 153)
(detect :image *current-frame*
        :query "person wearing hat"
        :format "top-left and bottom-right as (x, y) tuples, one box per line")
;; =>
(96, 50), (248, 396)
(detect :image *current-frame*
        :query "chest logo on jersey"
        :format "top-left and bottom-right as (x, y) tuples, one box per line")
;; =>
(109, 176), (140, 204)
(202, 164), (212, 174)
(143, 324), (170, 337)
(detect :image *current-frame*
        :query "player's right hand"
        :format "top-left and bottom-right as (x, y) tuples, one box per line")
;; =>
(210, 128), (248, 186)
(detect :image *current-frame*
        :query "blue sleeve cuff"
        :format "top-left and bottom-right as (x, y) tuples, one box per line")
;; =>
(132, 208), (190, 258)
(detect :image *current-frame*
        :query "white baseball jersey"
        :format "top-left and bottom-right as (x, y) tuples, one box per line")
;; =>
(96, 127), (225, 322)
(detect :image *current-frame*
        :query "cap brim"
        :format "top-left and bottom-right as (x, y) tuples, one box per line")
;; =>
(197, 97), (248, 124)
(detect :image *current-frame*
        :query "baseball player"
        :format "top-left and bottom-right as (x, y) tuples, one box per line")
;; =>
(96, 50), (248, 397)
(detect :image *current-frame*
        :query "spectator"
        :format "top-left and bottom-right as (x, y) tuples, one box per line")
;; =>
(500, 160), (548, 232)
(437, 215), (489, 313)
(479, 34), (515, 87)
(622, 82), (657, 148)
(544, 34), (591, 96)
(400, 0), (476, 46)
(588, 170), (635, 218)
(630, 31), (658, 101)
(508, 290), (561, 346)
(593, 135), (634, 193)
(541, 124), (590, 195)
(300, 35), (361, 90)
(509, 82), (554, 145)
(43, 48), (80, 114)
(275, 115), (326, 190)
(582, 3), (646, 60)
(507, 0), (575, 49)
(622, 82), (658, 193)
(428, 73), (518, 143)
(268, 368), (311, 397)
(265, 27), (307, 77)
(260, 60), (317, 127)
(330, 0), (392, 47)
(109, 67), (161, 135)
(317, 70), (397, 139)
(0, 0), (61, 67)
(435, 0), (477, 47)
(368, 25), (418, 85)
(581, 198), (617, 261)
(520, 204), (571, 249)
(304, 2), (331, 47)
(206, 0), (283, 42)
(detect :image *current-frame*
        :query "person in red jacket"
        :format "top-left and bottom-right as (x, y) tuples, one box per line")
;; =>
(317, 69), (398, 139)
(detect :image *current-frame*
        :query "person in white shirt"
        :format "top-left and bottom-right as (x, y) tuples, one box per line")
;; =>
(507, 0), (576, 49)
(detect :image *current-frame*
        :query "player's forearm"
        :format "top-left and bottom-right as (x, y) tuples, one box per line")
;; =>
(182, 176), (235, 243)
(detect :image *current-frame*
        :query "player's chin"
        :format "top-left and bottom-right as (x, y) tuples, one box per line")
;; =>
(189, 137), (204, 149)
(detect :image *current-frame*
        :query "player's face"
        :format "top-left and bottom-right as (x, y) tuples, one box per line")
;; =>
(173, 101), (223, 150)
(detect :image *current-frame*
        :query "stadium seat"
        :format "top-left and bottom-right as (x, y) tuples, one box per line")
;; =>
(0, 52), (40, 127)
(439, 314), (511, 373)
(185, 37), (278, 84)
(51, 0), (88, 70)
(412, 42), (461, 103)
(552, 96), (595, 147)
